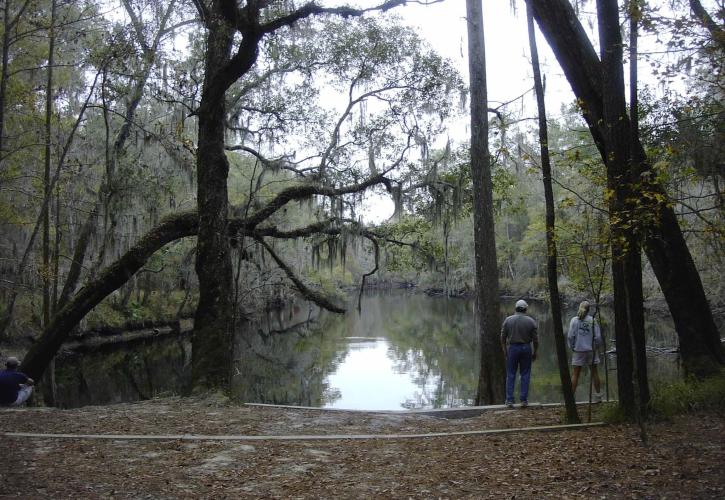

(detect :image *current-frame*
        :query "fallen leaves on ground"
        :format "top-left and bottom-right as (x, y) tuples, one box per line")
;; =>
(1, 398), (723, 498)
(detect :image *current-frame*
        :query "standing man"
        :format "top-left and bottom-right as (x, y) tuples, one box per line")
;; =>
(500, 299), (538, 408)
(0, 357), (34, 406)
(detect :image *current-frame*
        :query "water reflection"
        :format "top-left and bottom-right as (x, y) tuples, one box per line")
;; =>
(53, 290), (684, 409)
(54, 333), (191, 408)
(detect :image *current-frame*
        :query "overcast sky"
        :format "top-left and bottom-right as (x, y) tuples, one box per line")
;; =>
(361, 0), (583, 221)
(400, 1), (580, 122)
(361, 0), (705, 221)
(399, 0), (705, 123)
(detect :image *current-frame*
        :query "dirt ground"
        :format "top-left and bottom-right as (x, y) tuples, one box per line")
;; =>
(1, 397), (723, 499)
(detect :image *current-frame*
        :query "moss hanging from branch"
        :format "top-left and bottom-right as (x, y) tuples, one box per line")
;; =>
(255, 236), (345, 314)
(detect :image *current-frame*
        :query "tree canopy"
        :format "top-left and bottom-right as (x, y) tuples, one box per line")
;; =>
(0, 0), (721, 408)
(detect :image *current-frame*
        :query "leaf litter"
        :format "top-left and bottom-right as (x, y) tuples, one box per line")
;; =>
(1, 397), (723, 498)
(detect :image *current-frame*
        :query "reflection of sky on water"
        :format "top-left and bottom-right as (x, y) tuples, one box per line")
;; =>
(53, 291), (688, 409)
(324, 339), (438, 410)
(317, 294), (684, 410)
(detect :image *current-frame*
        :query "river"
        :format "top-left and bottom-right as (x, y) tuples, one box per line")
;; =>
(53, 290), (683, 409)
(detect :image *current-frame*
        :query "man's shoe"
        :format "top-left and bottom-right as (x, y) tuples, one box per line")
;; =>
(593, 392), (603, 403)
(520, 401), (528, 408)
(506, 401), (514, 409)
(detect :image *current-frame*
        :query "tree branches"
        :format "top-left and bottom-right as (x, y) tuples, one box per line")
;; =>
(19, 167), (395, 378)
(254, 236), (346, 314)
(243, 172), (391, 228)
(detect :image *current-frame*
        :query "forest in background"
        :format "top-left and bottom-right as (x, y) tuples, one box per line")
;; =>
(0, 0), (722, 415)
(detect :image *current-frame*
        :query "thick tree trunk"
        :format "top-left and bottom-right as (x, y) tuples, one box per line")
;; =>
(526, 4), (578, 423)
(466, 0), (505, 405)
(628, 0), (650, 414)
(191, 9), (237, 392)
(529, 0), (723, 378)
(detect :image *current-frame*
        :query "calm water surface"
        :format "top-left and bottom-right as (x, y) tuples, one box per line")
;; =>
(55, 290), (683, 409)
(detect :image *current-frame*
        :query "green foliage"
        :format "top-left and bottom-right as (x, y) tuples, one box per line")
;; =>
(0, 0), (720, 340)
(599, 402), (630, 424)
(601, 372), (725, 424)
(648, 371), (725, 419)
(375, 214), (475, 292)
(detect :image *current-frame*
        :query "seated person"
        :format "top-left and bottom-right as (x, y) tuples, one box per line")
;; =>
(0, 357), (34, 406)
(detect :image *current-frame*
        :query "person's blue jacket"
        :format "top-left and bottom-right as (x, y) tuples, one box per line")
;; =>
(0, 369), (30, 405)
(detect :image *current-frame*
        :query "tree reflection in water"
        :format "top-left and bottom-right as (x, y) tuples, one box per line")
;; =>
(54, 291), (683, 409)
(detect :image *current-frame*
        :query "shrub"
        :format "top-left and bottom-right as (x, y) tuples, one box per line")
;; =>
(649, 371), (725, 419)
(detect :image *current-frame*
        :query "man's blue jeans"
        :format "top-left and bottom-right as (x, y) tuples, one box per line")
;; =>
(506, 343), (532, 403)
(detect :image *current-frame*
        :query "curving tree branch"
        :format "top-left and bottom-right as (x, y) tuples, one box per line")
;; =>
(254, 236), (346, 314)
(358, 236), (380, 313)
(19, 170), (394, 379)
(243, 172), (391, 228)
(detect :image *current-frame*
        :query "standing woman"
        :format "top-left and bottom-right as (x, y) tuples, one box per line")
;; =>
(568, 301), (603, 402)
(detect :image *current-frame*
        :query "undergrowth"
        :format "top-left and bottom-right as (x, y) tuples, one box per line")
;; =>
(600, 371), (725, 423)
(648, 371), (725, 419)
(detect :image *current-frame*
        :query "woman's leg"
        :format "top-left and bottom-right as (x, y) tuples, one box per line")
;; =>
(591, 364), (601, 393)
(571, 365), (582, 393)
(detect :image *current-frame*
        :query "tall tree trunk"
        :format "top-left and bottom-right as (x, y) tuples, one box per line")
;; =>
(42, 0), (57, 330)
(529, 0), (723, 378)
(466, 0), (505, 405)
(598, 0), (648, 418)
(0, 71), (98, 340)
(526, 2), (578, 423)
(628, 0), (650, 413)
(0, 0), (29, 171)
(0, 0), (11, 169)
(192, 9), (237, 392)
(52, 185), (60, 313)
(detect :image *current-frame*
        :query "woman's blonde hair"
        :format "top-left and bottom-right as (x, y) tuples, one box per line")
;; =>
(577, 301), (590, 320)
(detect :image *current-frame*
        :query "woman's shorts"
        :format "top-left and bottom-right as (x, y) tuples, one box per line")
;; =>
(572, 351), (600, 366)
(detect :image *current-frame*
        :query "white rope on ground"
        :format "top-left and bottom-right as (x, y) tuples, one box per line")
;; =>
(244, 401), (613, 419)
(3, 422), (605, 442)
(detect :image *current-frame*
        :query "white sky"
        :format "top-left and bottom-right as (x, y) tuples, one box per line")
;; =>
(398, 0), (698, 117)
(402, 0), (585, 124)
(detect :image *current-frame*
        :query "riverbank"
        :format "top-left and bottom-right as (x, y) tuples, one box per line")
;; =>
(2, 397), (723, 498)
